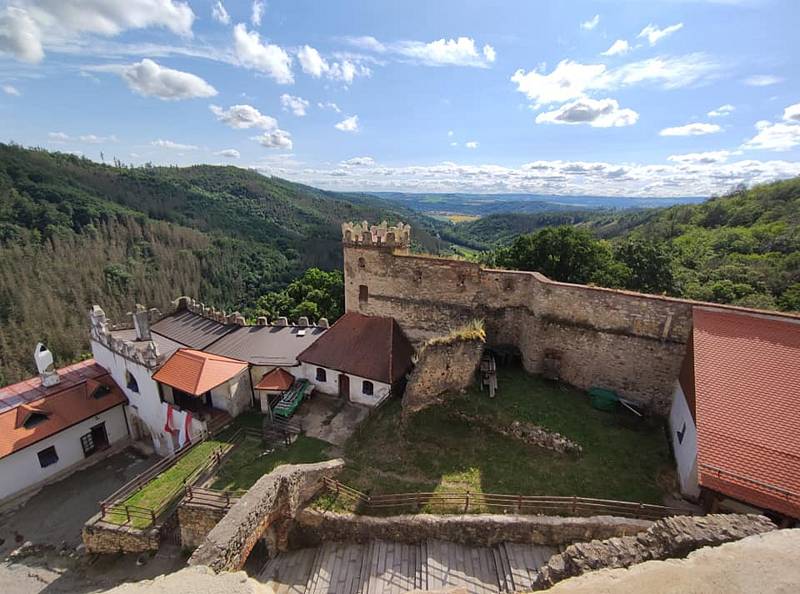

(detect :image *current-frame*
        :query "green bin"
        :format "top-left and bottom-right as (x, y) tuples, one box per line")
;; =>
(589, 387), (619, 412)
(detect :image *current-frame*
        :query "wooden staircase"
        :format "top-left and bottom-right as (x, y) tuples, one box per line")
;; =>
(257, 539), (557, 594)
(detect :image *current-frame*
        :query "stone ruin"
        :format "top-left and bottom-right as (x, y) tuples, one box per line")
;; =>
(89, 304), (164, 369)
(341, 220), (411, 250)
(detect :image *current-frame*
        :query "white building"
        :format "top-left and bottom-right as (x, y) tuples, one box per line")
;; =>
(0, 356), (129, 505)
(296, 312), (415, 407)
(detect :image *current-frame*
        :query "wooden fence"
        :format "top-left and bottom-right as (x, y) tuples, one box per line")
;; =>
(183, 486), (246, 510)
(98, 428), (245, 528)
(323, 478), (689, 521)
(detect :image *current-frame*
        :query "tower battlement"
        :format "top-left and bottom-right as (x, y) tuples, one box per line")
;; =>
(342, 220), (411, 251)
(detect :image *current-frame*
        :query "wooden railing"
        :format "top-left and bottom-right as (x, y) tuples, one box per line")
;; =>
(184, 486), (246, 510)
(98, 428), (245, 528)
(323, 478), (690, 521)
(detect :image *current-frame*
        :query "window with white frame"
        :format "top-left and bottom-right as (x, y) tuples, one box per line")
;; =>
(37, 445), (58, 468)
(362, 380), (374, 396)
(316, 368), (327, 382)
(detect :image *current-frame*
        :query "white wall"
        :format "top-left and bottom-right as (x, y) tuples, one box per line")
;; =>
(669, 380), (700, 499)
(209, 370), (252, 417)
(90, 339), (174, 456)
(298, 362), (391, 407)
(0, 405), (128, 502)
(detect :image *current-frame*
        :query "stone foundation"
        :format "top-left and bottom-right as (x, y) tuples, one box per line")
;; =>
(189, 459), (344, 573)
(533, 513), (776, 590)
(178, 503), (230, 550)
(291, 509), (652, 549)
(402, 338), (485, 416)
(82, 516), (161, 554)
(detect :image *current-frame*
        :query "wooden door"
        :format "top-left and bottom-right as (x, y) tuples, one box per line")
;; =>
(338, 374), (349, 400)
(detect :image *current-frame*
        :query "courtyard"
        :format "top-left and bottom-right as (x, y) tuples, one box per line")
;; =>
(316, 367), (675, 512)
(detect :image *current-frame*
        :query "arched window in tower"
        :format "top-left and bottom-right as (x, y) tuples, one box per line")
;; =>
(358, 257), (366, 269)
(125, 370), (139, 393)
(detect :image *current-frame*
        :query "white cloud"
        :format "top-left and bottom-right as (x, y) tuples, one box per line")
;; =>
(744, 74), (783, 87)
(79, 134), (117, 144)
(252, 129), (292, 149)
(659, 122), (722, 136)
(784, 102), (800, 122)
(214, 148), (240, 159)
(341, 156), (375, 167)
(233, 23), (293, 84)
(335, 115), (359, 133)
(251, 0), (264, 27)
(317, 101), (341, 113)
(580, 15), (600, 31)
(280, 93), (309, 117)
(211, 1), (230, 25)
(708, 104), (735, 117)
(535, 97), (639, 128)
(1, 83), (20, 96)
(511, 54), (717, 108)
(637, 23), (684, 46)
(267, 156), (800, 199)
(343, 35), (495, 68)
(0, 1), (195, 63)
(668, 151), (733, 164)
(465, 141), (479, 149)
(151, 139), (198, 150)
(741, 120), (800, 151)
(450, 141), (458, 147)
(48, 131), (69, 143)
(210, 104), (277, 130)
(447, 130), (454, 137)
(601, 39), (630, 57)
(296, 45), (370, 83)
(91, 58), (216, 100)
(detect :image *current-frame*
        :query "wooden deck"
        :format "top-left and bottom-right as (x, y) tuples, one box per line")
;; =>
(256, 540), (557, 594)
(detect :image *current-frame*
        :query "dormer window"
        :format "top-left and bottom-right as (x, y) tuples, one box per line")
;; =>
(126, 371), (139, 393)
(24, 411), (49, 429)
(362, 380), (374, 396)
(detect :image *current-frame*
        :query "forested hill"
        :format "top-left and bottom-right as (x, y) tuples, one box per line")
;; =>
(478, 178), (800, 313)
(0, 144), (443, 383)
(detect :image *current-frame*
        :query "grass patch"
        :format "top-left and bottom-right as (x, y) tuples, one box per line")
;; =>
(211, 435), (332, 491)
(426, 319), (486, 346)
(317, 367), (673, 513)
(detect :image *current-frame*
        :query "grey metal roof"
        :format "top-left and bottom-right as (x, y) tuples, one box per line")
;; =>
(205, 325), (328, 366)
(150, 310), (237, 350)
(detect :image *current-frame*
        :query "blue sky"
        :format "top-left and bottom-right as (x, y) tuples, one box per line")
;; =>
(1, 0), (799, 197)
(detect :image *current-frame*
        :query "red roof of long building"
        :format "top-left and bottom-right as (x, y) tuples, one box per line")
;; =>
(693, 307), (800, 518)
(297, 312), (414, 384)
(0, 361), (127, 459)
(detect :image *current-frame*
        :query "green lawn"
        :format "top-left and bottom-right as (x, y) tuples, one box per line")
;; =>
(107, 411), (332, 528)
(317, 367), (674, 512)
(211, 435), (332, 491)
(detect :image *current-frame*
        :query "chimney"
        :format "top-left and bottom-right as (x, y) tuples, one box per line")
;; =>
(256, 316), (268, 326)
(317, 318), (329, 328)
(132, 304), (151, 341)
(34, 343), (60, 387)
(297, 316), (309, 327)
(275, 317), (288, 326)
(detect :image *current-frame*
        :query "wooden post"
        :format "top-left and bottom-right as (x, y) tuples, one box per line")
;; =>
(125, 506), (131, 522)
(465, 491), (470, 513)
(517, 494), (523, 514)
(572, 496), (577, 515)
(150, 509), (156, 526)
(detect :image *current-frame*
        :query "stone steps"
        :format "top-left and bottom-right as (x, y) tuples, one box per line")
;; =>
(257, 540), (556, 594)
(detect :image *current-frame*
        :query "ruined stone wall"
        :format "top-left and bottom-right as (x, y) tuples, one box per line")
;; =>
(533, 513), (776, 590)
(344, 243), (694, 414)
(188, 459), (344, 573)
(402, 338), (485, 415)
(291, 509), (651, 548)
(178, 503), (230, 550)
(82, 516), (161, 554)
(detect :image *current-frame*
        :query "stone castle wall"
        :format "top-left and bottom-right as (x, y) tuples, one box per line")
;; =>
(343, 228), (695, 415)
(402, 338), (485, 416)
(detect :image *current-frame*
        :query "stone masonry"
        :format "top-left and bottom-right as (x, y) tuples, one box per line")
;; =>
(402, 337), (485, 416)
(291, 509), (652, 549)
(189, 459), (344, 573)
(178, 503), (230, 550)
(343, 222), (695, 415)
(533, 513), (776, 590)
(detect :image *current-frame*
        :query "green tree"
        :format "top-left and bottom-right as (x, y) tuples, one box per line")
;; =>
(613, 238), (675, 294)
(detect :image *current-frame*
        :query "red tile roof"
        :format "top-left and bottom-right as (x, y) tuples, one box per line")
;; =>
(297, 312), (415, 384)
(255, 367), (295, 391)
(693, 307), (800, 518)
(0, 365), (127, 459)
(153, 348), (249, 396)
(0, 359), (105, 413)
